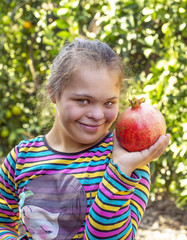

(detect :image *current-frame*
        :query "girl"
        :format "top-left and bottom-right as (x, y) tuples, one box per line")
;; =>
(0, 39), (170, 240)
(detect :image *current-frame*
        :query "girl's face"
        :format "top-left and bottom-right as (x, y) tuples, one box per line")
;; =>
(22, 205), (59, 240)
(53, 67), (120, 151)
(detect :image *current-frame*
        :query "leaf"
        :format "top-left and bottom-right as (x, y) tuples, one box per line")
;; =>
(57, 30), (71, 38)
(56, 19), (70, 29)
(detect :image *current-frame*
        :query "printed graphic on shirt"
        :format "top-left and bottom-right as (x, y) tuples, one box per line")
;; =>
(19, 173), (87, 240)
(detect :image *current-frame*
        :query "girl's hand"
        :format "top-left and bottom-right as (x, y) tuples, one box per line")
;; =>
(112, 130), (171, 177)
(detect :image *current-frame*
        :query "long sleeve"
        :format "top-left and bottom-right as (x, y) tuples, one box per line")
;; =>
(0, 148), (27, 240)
(84, 160), (150, 240)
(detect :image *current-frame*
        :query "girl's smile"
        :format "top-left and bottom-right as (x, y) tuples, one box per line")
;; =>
(46, 67), (120, 152)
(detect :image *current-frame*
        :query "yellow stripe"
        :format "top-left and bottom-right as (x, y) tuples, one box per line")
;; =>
(131, 199), (144, 217)
(72, 171), (105, 179)
(16, 155), (110, 169)
(136, 184), (149, 197)
(86, 191), (97, 199)
(88, 213), (129, 231)
(10, 148), (17, 160)
(0, 183), (17, 197)
(137, 165), (150, 174)
(102, 177), (132, 196)
(121, 225), (132, 239)
(132, 217), (138, 230)
(96, 195), (130, 212)
(0, 213), (18, 221)
(109, 162), (139, 187)
(1, 165), (15, 184)
(19, 146), (48, 152)
(100, 142), (112, 147)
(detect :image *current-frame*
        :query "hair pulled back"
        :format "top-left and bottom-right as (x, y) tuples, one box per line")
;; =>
(47, 38), (124, 100)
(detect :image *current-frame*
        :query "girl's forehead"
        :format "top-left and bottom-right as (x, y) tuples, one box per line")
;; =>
(62, 67), (121, 100)
(70, 67), (121, 87)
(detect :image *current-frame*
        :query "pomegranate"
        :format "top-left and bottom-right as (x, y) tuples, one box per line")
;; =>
(116, 97), (166, 152)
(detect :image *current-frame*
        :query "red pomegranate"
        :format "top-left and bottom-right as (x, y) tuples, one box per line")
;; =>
(116, 97), (166, 152)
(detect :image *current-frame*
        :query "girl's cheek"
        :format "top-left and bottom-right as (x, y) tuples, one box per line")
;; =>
(106, 108), (118, 123)
(36, 228), (47, 240)
(23, 217), (29, 226)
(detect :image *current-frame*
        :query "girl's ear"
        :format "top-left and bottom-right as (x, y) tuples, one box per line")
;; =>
(46, 85), (56, 103)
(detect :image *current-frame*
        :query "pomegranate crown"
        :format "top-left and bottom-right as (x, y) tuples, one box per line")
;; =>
(128, 97), (145, 109)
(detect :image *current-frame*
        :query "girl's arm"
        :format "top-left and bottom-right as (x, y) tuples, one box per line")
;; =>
(84, 133), (170, 240)
(0, 148), (26, 239)
(84, 161), (150, 240)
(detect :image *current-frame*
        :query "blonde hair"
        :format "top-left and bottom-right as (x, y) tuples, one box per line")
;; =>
(47, 38), (124, 100)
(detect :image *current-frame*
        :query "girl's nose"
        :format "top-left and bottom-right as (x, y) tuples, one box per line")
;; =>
(87, 105), (104, 120)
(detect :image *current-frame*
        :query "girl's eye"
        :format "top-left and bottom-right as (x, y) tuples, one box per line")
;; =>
(79, 99), (89, 104)
(41, 226), (53, 234)
(105, 101), (113, 106)
(23, 209), (30, 220)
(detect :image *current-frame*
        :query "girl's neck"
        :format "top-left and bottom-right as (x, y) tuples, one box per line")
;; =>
(45, 125), (109, 153)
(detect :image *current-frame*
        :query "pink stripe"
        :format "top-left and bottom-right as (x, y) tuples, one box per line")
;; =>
(132, 195), (146, 210)
(83, 185), (98, 192)
(99, 185), (132, 201)
(63, 165), (106, 174)
(139, 178), (150, 190)
(0, 198), (18, 205)
(0, 223), (18, 230)
(0, 232), (18, 238)
(16, 164), (104, 181)
(20, 141), (44, 148)
(0, 209), (17, 216)
(15, 146), (18, 157)
(107, 167), (136, 190)
(86, 215), (131, 238)
(4, 160), (15, 177)
(91, 201), (130, 218)
(131, 211), (139, 223)
(15, 169), (59, 181)
(78, 226), (85, 233)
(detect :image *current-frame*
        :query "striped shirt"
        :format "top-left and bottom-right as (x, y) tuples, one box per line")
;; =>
(0, 132), (150, 240)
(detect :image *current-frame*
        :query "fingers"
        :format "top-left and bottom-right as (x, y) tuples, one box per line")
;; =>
(112, 130), (122, 149)
(148, 134), (170, 160)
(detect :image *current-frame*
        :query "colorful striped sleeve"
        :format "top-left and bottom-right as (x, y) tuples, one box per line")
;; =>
(0, 147), (22, 239)
(84, 160), (150, 240)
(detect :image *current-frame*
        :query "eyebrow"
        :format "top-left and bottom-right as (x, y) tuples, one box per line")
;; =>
(72, 94), (119, 100)
(28, 206), (32, 212)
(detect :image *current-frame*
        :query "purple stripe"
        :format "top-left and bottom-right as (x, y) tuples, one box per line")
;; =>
(139, 178), (150, 190)
(93, 150), (111, 157)
(91, 200), (130, 218)
(15, 146), (18, 157)
(99, 186), (132, 201)
(0, 209), (16, 216)
(83, 185), (98, 192)
(132, 195), (146, 210)
(20, 141), (45, 148)
(0, 223), (18, 231)
(4, 161), (15, 178)
(15, 170), (57, 181)
(107, 167), (136, 190)
(17, 150), (111, 162)
(63, 165), (106, 174)
(0, 178), (16, 196)
(0, 198), (18, 205)
(86, 214), (131, 238)
(131, 211), (139, 223)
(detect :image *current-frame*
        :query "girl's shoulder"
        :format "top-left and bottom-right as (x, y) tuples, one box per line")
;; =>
(18, 135), (45, 147)
(15, 135), (46, 155)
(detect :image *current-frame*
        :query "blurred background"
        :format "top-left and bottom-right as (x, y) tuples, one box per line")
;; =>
(0, 0), (186, 239)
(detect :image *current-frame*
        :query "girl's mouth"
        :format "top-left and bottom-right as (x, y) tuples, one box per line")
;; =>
(78, 122), (103, 132)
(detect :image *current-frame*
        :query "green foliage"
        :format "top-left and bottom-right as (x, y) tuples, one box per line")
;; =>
(0, 0), (186, 208)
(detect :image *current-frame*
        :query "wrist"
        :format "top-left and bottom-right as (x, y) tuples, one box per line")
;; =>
(112, 159), (133, 177)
